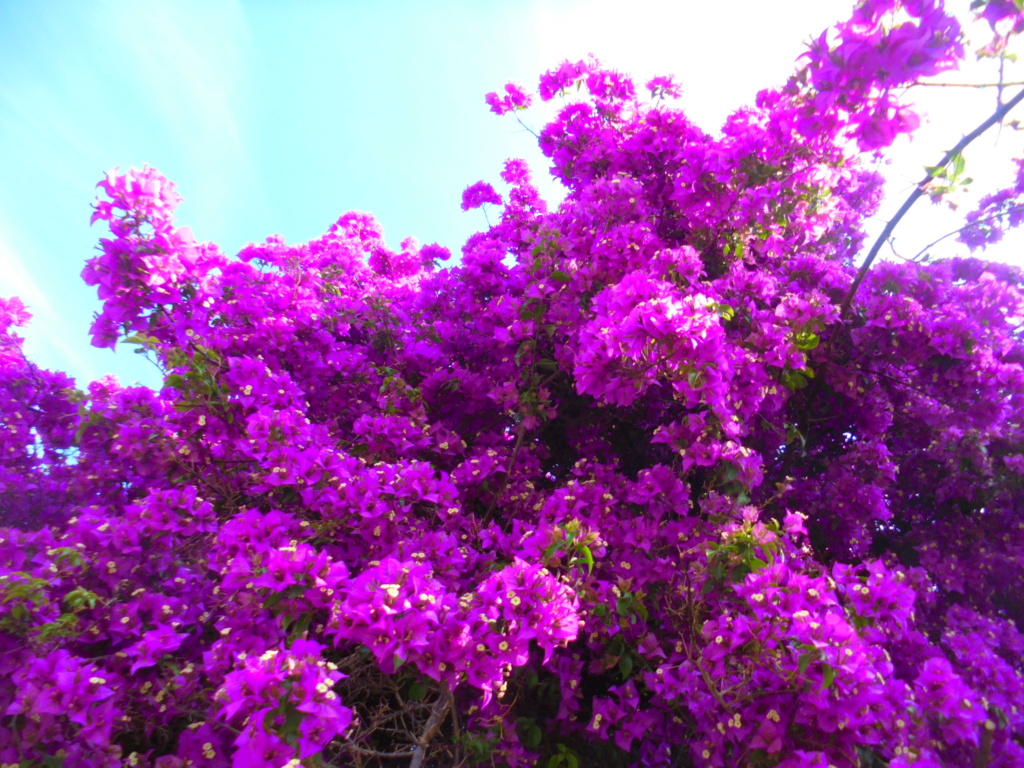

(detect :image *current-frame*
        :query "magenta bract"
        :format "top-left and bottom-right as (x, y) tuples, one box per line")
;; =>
(2, 2), (1024, 766)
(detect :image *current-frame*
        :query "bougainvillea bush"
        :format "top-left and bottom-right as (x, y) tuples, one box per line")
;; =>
(4, 1), (1024, 766)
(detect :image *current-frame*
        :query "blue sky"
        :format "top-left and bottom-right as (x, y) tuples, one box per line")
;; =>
(1, 0), (1020, 390)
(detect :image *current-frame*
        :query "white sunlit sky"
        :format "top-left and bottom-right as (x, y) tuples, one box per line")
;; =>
(1, 0), (1022, 391)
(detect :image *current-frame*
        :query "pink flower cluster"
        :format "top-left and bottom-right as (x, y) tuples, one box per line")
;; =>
(2, 2), (1024, 766)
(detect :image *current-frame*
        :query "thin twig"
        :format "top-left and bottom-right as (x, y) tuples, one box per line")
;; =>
(998, 55), (1007, 109)
(341, 743), (418, 759)
(839, 86), (1024, 319)
(910, 203), (1024, 261)
(514, 113), (540, 140)
(911, 80), (1024, 88)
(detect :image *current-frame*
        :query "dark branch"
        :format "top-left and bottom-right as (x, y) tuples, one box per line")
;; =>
(839, 86), (1024, 319)
(408, 692), (452, 768)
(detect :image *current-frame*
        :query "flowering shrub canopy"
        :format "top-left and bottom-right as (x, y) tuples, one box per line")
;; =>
(3, 1), (1024, 767)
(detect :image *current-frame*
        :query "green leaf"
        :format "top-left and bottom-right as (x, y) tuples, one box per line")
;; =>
(518, 299), (547, 322)
(821, 663), (836, 689)
(63, 587), (98, 612)
(525, 724), (543, 748)
(566, 754), (579, 768)
(730, 563), (752, 582)
(713, 303), (736, 321)
(282, 703), (304, 735)
(950, 151), (966, 180)
(618, 654), (633, 679)
(549, 270), (572, 283)
(794, 331), (819, 351)
(514, 339), (535, 366)
(856, 745), (889, 768)
(579, 544), (594, 574)
(781, 369), (809, 391)
(291, 612), (312, 637)
(51, 547), (85, 569)
(408, 680), (428, 701)
(616, 595), (633, 617)
(798, 652), (813, 675)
